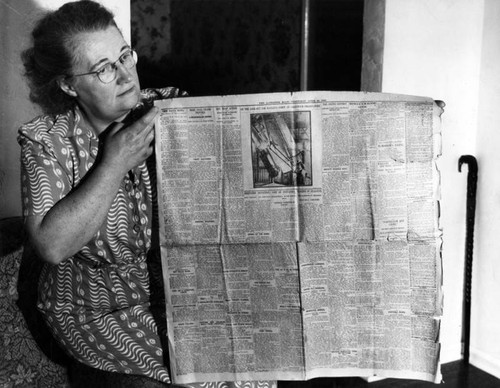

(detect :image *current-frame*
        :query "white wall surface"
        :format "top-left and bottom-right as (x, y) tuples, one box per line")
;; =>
(472, 0), (500, 378)
(0, 0), (130, 219)
(382, 0), (500, 378)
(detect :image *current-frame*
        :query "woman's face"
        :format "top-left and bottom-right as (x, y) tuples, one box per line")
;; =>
(65, 26), (141, 131)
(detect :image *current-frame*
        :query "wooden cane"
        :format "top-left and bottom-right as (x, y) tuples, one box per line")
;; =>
(458, 155), (478, 365)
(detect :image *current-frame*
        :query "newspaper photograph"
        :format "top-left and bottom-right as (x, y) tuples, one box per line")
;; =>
(154, 91), (443, 385)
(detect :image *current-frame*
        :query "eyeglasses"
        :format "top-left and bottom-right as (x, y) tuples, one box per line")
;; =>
(68, 49), (137, 84)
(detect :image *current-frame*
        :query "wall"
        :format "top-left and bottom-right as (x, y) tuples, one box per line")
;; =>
(131, 0), (303, 95)
(130, 0), (363, 95)
(360, 0), (385, 92)
(0, 0), (130, 219)
(375, 0), (500, 378)
(472, 0), (500, 377)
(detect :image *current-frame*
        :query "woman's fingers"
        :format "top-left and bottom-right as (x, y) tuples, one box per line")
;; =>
(136, 107), (158, 134)
(101, 107), (159, 172)
(142, 108), (158, 143)
(128, 107), (158, 147)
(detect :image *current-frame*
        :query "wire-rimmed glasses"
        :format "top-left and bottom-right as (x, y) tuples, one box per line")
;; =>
(67, 49), (137, 84)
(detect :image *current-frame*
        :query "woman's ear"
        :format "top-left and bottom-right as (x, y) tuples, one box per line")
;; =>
(57, 77), (78, 98)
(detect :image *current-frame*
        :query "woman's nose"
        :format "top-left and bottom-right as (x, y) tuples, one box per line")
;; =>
(116, 62), (133, 83)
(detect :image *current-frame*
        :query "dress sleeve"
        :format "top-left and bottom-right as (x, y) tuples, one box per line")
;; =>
(18, 124), (73, 218)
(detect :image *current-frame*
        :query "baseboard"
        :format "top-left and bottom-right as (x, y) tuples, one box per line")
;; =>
(470, 346), (500, 380)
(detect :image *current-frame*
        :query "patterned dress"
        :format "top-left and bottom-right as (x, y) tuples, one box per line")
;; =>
(18, 87), (276, 388)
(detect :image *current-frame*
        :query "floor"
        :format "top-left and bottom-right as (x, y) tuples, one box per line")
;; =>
(278, 361), (500, 387)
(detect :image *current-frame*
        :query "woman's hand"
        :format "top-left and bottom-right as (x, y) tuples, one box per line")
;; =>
(101, 107), (158, 174)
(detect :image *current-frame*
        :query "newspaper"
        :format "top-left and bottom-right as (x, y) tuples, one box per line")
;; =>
(154, 91), (443, 384)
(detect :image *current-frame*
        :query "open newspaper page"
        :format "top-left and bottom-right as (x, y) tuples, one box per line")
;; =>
(154, 91), (443, 385)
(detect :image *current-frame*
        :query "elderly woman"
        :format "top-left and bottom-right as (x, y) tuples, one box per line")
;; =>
(19, 1), (275, 388)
